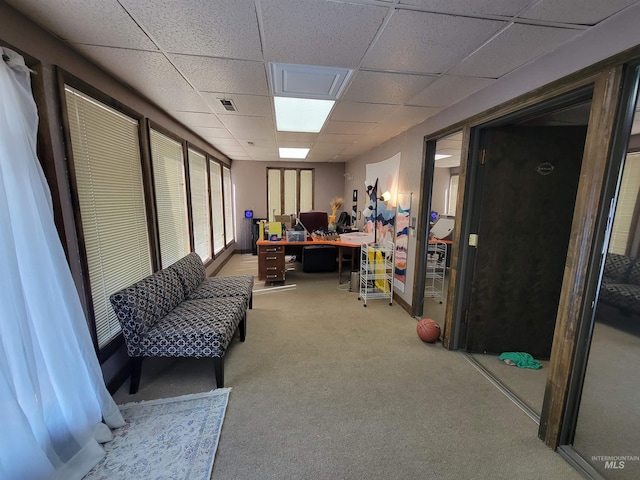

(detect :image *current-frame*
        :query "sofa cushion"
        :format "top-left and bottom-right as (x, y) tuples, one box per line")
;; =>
(187, 275), (254, 305)
(169, 252), (206, 296)
(599, 283), (640, 315)
(139, 297), (245, 357)
(604, 253), (633, 283)
(110, 267), (185, 339)
(628, 258), (640, 286)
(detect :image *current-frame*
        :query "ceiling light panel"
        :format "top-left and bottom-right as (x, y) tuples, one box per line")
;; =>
(279, 148), (310, 159)
(270, 63), (353, 100)
(274, 97), (334, 133)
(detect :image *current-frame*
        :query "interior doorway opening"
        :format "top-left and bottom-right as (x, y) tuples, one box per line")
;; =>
(456, 88), (594, 416)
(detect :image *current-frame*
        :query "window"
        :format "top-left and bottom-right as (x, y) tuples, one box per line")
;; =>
(267, 168), (314, 220)
(609, 152), (640, 254)
(64, 86), (152, 349)
(448, 175), (459, 215)
(223, 165), (234, 245)
(150, 129), (190, 268)
(188, 148), (211, 261)
(210, 160), (225, 254)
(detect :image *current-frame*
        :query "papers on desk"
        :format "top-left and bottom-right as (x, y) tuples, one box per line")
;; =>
(339, 232), (374, 245)
(268, 221), (282, 240)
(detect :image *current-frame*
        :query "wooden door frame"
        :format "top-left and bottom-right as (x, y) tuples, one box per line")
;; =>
(421, 66), (625, 450)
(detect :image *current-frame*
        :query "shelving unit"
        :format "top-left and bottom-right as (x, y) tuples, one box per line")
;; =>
(425, 240), (447, 303)
(359, 241), (394, 306)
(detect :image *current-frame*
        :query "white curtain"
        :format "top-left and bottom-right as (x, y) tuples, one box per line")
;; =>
(0, 48), (125, 479)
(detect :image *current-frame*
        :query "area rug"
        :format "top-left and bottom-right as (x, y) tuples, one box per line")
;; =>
(85, 388), (230, 480)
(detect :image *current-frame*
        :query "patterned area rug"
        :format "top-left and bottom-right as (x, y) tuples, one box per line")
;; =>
(85, 389), (230, 480)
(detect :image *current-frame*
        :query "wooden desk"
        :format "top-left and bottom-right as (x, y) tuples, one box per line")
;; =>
(257, 238), (360, 283)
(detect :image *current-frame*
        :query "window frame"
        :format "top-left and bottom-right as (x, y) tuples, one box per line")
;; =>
(266, 167), (315, 220)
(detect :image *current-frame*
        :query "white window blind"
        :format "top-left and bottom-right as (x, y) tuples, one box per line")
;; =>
(64, 86), (152, 349)
(223, 166), (235, 244)
(300, 169), (313, 212)
(210, 160), (225, 254)
(609, 152), (640, 254)
(448, 175), (459, 216)
(284, 169), (297, 215)
(188, 149), (211, 261)
(150, 129), (190, 268)
(267, 168), (281, 221)
(267, 168), (314, 218)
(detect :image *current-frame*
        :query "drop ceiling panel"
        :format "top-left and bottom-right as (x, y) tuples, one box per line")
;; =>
(147, 88), (210, 113)
(246, 147), (280, 160)
(342, 71), (437, 104)
(330, 102), (398, 122)
(5, 0), (157, 50)
(260, 0), (388, 68)
(520, 0), (638, 26)
(383, 105), (442, 130)
(276, 132), (319, 143)
(218, 115), (276, 141)
(407, 75), (495, 107)
(192, 127), (235, 140)
(210, 138), (242, 147)
(309, 143), (348, 154)
(201, 93), (272, 116)
(324, 121), (377, 135)
(398, 0), (535, 17)
(362, 10), (506, 74)
(72, 46), (188, 92)
(171, 112), (224, 129)
(316, 133), (365, 144)
(449, 24), (581, 79)
(171, 55), (269, 95)
(119, 0), (262, 60)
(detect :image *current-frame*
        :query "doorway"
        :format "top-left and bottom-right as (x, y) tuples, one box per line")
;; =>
(459, 91), (593, 415)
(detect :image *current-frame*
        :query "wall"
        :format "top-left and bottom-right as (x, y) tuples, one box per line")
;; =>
(0, 3), (236, 386)
(431, 167), (450, 216)
(232, 160), (345, 247)
(344, 3), (640, 311)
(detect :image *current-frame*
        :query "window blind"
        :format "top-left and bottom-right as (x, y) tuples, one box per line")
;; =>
(448, 175), (459, 216)
(188, 149), (211, 261)
(300, 169), (313, 212)
(267, 168), (281, 221)
(223, 166), (234, 244)
(609, 152), (640, 254)
(64, 86), (152, 349)
(210, 160), (225, 254)
(150, 129), (190, 268)
(284, 169), (297, 215)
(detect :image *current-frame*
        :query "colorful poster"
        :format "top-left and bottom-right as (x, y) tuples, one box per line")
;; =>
(364, 153), (400, 244)
(394, 192), (411, 293)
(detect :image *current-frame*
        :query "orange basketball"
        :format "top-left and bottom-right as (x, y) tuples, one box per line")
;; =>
(417, 318), (441, 343)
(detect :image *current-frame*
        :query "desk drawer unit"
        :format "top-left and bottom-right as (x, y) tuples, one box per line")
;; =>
(258, 244), (285, 281)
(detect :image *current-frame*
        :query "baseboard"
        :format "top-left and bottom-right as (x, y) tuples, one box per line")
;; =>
(394, 294), (412, 316)
(107, 361), (130, 395)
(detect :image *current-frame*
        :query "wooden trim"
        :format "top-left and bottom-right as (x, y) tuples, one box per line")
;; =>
(410, 137), (434, 318)
(139, 118), (160, 272)
(538, 66), (625, 449)
(183, 142), (195, 253)
(393, 293), (412, 316)
(442, 126), (471, 350)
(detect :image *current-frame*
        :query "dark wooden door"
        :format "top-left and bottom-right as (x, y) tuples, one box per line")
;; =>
(464, 126), (587, 358)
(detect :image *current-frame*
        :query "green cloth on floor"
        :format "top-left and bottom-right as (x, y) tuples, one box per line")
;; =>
(498, 352), (542, 369)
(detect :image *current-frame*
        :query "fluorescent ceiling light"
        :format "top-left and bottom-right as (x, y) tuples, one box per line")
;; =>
(274, 97), (334, 133)
(279, 147), (310, 159)
(435, 154), (452, 160)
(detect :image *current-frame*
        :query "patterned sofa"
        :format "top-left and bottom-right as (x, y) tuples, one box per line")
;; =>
(600, 252), (640, 315)
(110, 253), (254, 393)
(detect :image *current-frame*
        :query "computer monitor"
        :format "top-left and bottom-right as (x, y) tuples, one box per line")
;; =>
(298, 211), (328, 233)
(430, 215), (454, 240)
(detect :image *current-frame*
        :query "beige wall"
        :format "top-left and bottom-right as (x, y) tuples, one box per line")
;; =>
(232, 160), (345, 247)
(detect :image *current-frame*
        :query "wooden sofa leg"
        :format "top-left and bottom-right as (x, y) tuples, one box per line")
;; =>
(130, 357), (143, 394)
(239, 313), (247, 342)
(213, 357), (224, 388)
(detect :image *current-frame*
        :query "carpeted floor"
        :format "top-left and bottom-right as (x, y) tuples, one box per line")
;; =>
(114, 254), (581, 480)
